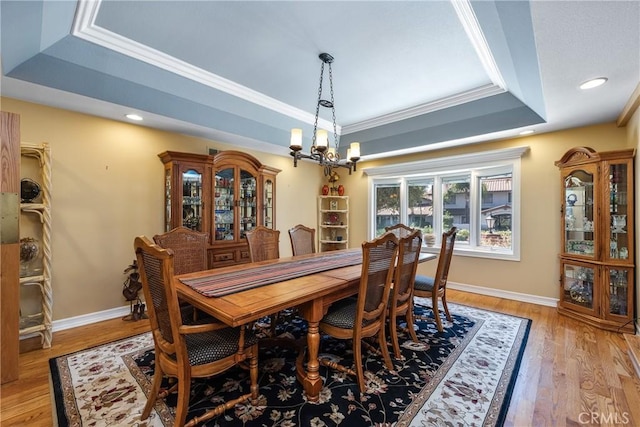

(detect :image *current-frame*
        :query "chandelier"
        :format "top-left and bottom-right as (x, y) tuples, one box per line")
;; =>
(289, 53), (361, 175)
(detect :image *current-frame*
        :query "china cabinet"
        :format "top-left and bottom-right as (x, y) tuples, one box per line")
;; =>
(159, 151), (213, 235)
(160, 150), (279, 268)
(19, 142), (53, 347)
(318, 196), (349, 251)
(556, 147), (635, 333)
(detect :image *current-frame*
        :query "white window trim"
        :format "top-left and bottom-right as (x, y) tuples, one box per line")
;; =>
(364, 146), (529, 261)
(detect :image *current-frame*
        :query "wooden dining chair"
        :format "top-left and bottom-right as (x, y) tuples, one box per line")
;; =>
(288, 224), (316, 256)
(245, 226), (280, 262)
(153, 226), (209, 320)
(414, 227), (457, 332)
(153, 226), (208, 275)
(319, 232), (399, 393)
(384, 223), (415, 239)
(134, 236), (259, 427)
(388, 228), (423, 359)
(245, 226), (281, 335)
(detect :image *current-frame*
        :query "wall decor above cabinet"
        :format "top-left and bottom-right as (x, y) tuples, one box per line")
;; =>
(555, 146), (635, 333)
(159, 150), (280, 268)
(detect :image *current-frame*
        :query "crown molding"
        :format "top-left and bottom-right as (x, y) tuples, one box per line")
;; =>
(71, 0), (506, 136)
(451, 0), (506, 90)
(342, 84), (505, 134)
(617, 81), (640, 127)
(71, 0), (336, 131)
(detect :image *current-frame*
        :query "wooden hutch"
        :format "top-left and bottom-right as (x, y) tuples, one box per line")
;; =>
(159, 150), (280, 268)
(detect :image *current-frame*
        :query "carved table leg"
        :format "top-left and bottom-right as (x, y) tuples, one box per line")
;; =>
(296, 299), (324, 402)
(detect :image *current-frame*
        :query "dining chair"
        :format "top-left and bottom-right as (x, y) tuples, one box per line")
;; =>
(153, 226), (209, 320)
(153, 226), (208, 275)
(384, 223), (415, 239)
(245, 226), (281, 335)
(414, 227), (457, 332)
(388, 228), (423, 359)
(319, 232), (399, 393)
(245, 226), (280, 262)
(288, 224), (316, 256)
(134, 236), (259, 427)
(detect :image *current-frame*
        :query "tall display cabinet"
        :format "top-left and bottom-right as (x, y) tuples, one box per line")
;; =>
(159, 150), (280, 268)
(556, 147), (635, 333)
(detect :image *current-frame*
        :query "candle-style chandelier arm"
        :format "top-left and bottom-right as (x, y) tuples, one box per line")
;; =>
(289, 52), (361, 176)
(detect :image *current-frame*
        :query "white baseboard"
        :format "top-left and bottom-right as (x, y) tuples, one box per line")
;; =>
(52, 305), (131, 332)
(20, 305), (131, 341)
(448, 281), (559, 308)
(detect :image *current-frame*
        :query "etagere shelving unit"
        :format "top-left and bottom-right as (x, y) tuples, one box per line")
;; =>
(19, 142), (53, 348)
(318, 195), (349, 252)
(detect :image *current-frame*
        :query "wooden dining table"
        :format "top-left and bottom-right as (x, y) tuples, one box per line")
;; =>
(174, 248), (436, 402)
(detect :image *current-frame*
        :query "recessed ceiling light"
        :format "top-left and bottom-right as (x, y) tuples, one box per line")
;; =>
(579, 77), (608, 90)
(519, 129), (534, 136)
(125, 113), (143, 121)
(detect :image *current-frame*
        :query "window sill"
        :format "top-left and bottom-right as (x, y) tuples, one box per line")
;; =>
(421, 245), (519, 261)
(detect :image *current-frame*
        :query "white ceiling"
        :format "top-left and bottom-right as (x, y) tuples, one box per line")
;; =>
(1, 0), (638, 160)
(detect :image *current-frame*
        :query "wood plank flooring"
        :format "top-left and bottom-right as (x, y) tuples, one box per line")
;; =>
(1, 290), (639, 426)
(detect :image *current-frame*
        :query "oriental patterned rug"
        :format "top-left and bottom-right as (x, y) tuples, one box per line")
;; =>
(50, 301), (530, 426)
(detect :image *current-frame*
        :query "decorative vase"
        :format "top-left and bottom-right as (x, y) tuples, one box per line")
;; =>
(338, 184), (345, 196)
(322, 184), (329, 195)
(19, 237), (39, 277)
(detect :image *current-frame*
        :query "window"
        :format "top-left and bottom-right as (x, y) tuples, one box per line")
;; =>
(365, 146), (527, 260)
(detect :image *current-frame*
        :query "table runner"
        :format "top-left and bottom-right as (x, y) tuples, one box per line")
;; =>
(180, 248), (362, 297)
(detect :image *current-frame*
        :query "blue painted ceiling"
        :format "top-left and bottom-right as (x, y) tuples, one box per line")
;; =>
(1, 1), (638, 159)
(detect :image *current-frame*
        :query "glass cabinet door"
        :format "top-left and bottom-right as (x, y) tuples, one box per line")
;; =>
(605, 267), (632, 319)
(164, 169), (172, 231)
(214, 169), (234, 241)
(239, 169), (257, 239)
(182, 169), (203, 231)
(561, 262), (597, 315)
(605, 161), (631, 262)
(264, 178), (274, 229)
(563, 169), (595, 258)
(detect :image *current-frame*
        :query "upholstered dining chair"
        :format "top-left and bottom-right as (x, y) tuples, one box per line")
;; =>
(245, 226), (280, 262)
(388, 228), (423, 359)
(153, 226), (208, 275)
(134, 236), (259, 427)
(414, 227), (457, 332)
(319, 232), (399, 393)
(288, 224), (316, 256)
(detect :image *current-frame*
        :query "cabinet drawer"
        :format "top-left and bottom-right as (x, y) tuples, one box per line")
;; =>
(213, 252), (234, 262)
(239, 250), (250, 261)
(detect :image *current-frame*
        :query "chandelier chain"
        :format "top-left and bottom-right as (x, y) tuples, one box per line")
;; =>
(312, 61), (325, 150)
(328, 62), (338, 152)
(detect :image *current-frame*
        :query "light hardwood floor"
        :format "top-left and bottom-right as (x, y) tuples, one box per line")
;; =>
(1, 290), (638, 426)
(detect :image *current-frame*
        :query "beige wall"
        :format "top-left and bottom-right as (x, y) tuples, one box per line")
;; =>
(2, 97), (323, 320)
(3, 95), (635, 321)
(342, 123), (631, 300)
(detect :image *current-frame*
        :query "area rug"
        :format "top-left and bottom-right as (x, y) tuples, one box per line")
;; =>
(50, 301), (530, 426)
